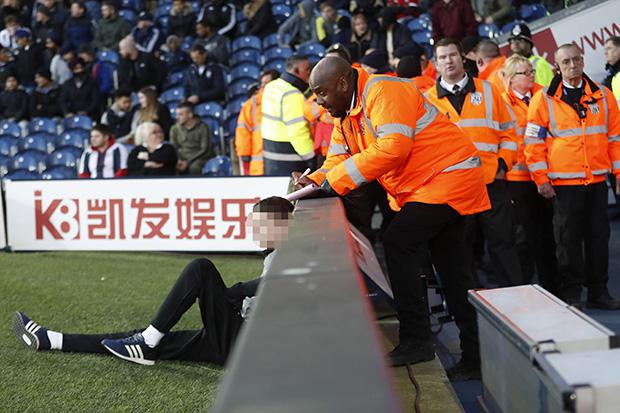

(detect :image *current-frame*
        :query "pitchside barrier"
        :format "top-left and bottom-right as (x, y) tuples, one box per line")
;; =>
(211, 197), (402, 413)
(0, 185), (6, 249)
(1, 176), (289, 252)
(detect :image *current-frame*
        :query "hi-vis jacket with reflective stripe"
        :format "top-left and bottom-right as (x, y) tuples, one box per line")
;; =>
(612, 72), (620, 110)
(502, 83), (544, 182)
(524, 74), (620, 186)
(529, 55), (554, 87)
(235, 90), (264, 175)
(261, 77), (314, 164)
(425, 77), (519, 184)
(478, 56), (506, 92)
(304, 94), (334, 156)
(307, 68), (490, 216)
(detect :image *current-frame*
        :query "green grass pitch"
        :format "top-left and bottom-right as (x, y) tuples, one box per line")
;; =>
(0, 251), (263, 413)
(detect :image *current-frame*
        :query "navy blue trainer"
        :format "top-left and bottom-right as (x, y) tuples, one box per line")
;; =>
(101, 333), (157, 366)
(13, 311), (51, 351)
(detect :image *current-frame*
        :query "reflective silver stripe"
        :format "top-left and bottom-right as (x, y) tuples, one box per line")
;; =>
(282, 89), (300, 99)
(600, 83), (609, 130)
(609, 135), (620, 143)
(499, 141), (518, 151)
(263, 150), (306, 161)
(543, 90), (559, 136)
(262, 112), (282, 122)
(474, 142), (499, 153)
(312, 102), (319, 119)
(280, 89), (302, 119)
(237, 122), (250, 130)
(250, 154), (263, 161)
(584, 125), (608, 134)
(511, 163), (529, 171)
(524, 137), (544, 145)
(499, 121), (515, 131)
(376, 123), (414, 139)
(459, 118), (497, 129)
(613, 160), (620, 169)
(551, 125), (609, 137)
(284, 116), (306, 126)
(318, 168), (330, 173)
(548, 171), (586, 179)
(328, 142), (348, 155)
(516, 127), (526, 136)
(592, 169), (610, 175)
(415, 101), (438, 134)
(362, 112), (377, 140)
(528, 161), (548, 172)
(482, 80), (494, 123)
(298, 150), (315, 161)
(343, 157), (367, 186)
(251, 95), (257, 125)
(442, 156), (481, 172)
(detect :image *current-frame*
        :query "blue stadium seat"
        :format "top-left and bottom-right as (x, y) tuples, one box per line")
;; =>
(407, 18), (430, 33)
(262, 33), (280, 50)
(169, 101), (178, 119)
(47, 147), (81, 168)
(42, 166), (78, 180)
(191, 1), (201, 13)
(230, 63), (261, 82)
(166, 70), (185, 88)
(119, 8), (137, 25)
(412, 30), (432, 45)
(202, 155), (232, 176)
(154, 3), (172, 19)
(232, 36), (262, 52)
(121, 0), (142, 11)
(181, 36), (194, 53)
(13, 149), (48, 173)
(520, 4), (548, 21)
(226, 98), (245, 118)
(264, 46), (293, 62)
(0, 153), (12, 176)
(85, 0), (102, 20)
(297, 42), (325, 58)
(203, 118), (222, 146)
(478, 23), (501, 39)
(97, 50), (120, 65)
(62, 115), (93, 131)
(0, 134), (19, 156)
(0, 120), (21, 137)
(3, 169), (42, 180)
(263, 58), (285, 73)
(19, 133), (56, 153)
(272, 4), (291, 25)
(195, 101), (225, 122)
(225, 116), (238, 137)
(231, 49), (262, 66)
(56, 129), (89, 149)
(228, 79), (254, 100)
(156, 15), (169, 34)
(28, 118), (58, 134)
(160, 86), (185, 104)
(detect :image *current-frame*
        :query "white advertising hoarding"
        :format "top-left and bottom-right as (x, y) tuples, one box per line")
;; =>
(0, 186), (6, 249)
(4, 177), (290, 252)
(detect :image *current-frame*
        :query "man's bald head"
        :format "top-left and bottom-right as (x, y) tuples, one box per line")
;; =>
(554, 43), (581, 61)
(309, 56), (356, 119)
(309, 56), (353, 89)
(475, 39), (500, 61)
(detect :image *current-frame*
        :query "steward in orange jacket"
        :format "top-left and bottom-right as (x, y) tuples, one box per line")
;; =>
(426, 38), (522, 288)
(476, 39), (506, 91)
(235, 89), (264, 175)
(304, 94), (334, 157)
(524, 44), (620, 308)
(296, 57), (488, 377)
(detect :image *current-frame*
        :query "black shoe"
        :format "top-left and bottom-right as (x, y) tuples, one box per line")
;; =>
(586, 293), (620, 310)
(446, 360), (481, 381)
(388, 341), (435, 367)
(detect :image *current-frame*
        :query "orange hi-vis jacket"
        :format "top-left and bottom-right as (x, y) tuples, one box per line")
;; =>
(479, 56), (506, 92)
(235, 90), (264, 175)
(307, 68), (490, 216)
(502, 83), (544, 182)
(413, 75), (435, 93)
(304, 94), (334, 156)
(422, 60), (437, 80)
(524, 74), (620, 186)
(425, 77), (519, 184)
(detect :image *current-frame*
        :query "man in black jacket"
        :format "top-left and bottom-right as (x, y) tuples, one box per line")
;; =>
(13, 196), (294, 367)
(30, 68), (62, 118)
(195, 17), (230, 66)
(13, 28), (45, 87)
(0, 73), (29, 121)
(118, 36), (167, 92)
(100, 87), (134, 142)
(59, 57), (101, 118)
(371, 7), (415, 65)
(183, 43), (225, 104)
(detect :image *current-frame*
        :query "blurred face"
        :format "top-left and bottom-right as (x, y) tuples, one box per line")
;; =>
(291, 59), (311, 83)
(311, 71), (351, 118)
(167, 37), (180, 51)
(36, 11), (49, 22)
(195, 23), (207, 37)
(138, 92), (147, 107)
(71, 3), (84, 17)
(260, 73), (274, 88)
(72, 63), (85, 75)
(6, 22), (18, 35)
(604, 40), (620, 66)
(90, 130), (109, 149)
(15, 37), (28, 47)
(137, 20), (151, 29)
(555, 46), (584, 82)
(320, 5), (336, 22)
(175, 107), (193, 124)
(5, 76), (17, 90)
(145, 125), (164, 151)
(172, 0), (184, 13)
(352, 16), (367, 36)
(249, 211), (290, 249)
(34, 73), (50, 87)
(116, 95), (132, 111)
(509, 38), (532, 57)
(0, 49), (10, 62)
(42, 0), (54, 9)
(101, 4), (113, 18)
(510, 62), (535, 93)
(190, 50), (207, 65)
(435, 44), (465, 82)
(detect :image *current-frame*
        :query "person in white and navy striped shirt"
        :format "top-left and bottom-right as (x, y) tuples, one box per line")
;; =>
(78, 123), (129, 178)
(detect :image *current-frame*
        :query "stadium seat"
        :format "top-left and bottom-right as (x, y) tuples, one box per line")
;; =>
(412, 30), (432, 45)
(156, 15), (169, 34)
(272, 4), (291, 25)
(262, 33), (280, 50)
(62, 115), (93, 131)
(232, 36), (262, 53)
(263, 58), (286, 73)
(202, 155), (232, 176)
(195, 101), (225, 122)
(190, 1), (201, 13)
(13, 149), (48, 173)
(225, 116), (238, 137)
(166, 70), (185, 88)
(28, 118), (58, 134)
(19, 133), (55, 153)
(42, 166), (78, 180)
(230, 63), (261, 82)
(154, 3), (172, 19)
(203, 118), (222, 147)
(0, 134), (19, 156)
(3, 169), (41, 180)
(478, 23), (501, 39)
(228, 79), (254, 100)
(0, 120), (21, 137)
(407, 18), (429, 33)
(520, 4), (548, 21)
(160, 86), (185, 104)
(264, 46), (293, 62)
(231, 49), (262, 67)
(226, 98), (245, 118)
(0, 153), (12, 176)
(121, 0), (142, 11)
(119, 8), (137, 25)
(97, 50), (120, 65)
(181, 36), (194, 52)
(56, 129), (89, 149)
(169, 101), (178, 119)
(297, 42), (326, 58)
(47, 147), (81, 168)
(85, 0), (102, 20)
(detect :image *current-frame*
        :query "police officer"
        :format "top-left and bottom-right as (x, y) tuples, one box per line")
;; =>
(508, 23), (555, 87)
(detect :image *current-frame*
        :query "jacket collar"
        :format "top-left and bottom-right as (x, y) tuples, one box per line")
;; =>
(92, 136), (116, 153)
(436, 75), (476, 98)
(348, 67), (368, 118)
(479, 56), (506, 80)
(280, 71), (308, 93)
(504, 82), (543, 105)
(547, 73), (602, 101)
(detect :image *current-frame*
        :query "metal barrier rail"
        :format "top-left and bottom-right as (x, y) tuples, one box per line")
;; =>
(210, 197), (403, 413)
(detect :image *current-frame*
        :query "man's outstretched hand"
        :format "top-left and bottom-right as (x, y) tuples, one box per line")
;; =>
(291, 171), (315, 190)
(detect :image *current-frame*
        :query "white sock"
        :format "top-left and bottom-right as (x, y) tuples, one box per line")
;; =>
(142, 325), (165, 348)
(47, 331), (63, 350)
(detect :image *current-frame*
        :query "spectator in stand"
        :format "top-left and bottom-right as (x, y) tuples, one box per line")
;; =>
(472, 0), (511, 27)
(371, 7), (414, 64)
(243, 0), (276, 38)
(277, 0), (318, 49)
(0, 0), (30, 30)
(14, 28), (45, 86)
(130, 86), (173, 143)
(508, 23), (554, 87)
(431, 0), (478, 43)
(63, 0), (94, 53)
(476, 38), (505, 91)
(127, 122), (178, 176)
(79, 43), (114, 99)
(0, 72), (28, 121)
(131, 11), (163, 54)
(315, 1), (350, 47)
(101, 88), (134, 143)
(195, 17), (230, 66)
(604, 36), (620, 107)
(50, 41), (73, 85)
(59, 57), (101, 118)
(390, 43), (423, 72)
(118, 36), (167, 93)
(347, 11), (374, 63)
(32, 5), (55, 45)
(197, 0), (236, 37)
(30, 67), (62, 117)
(0, 46), (15, 85)
(168, 0), (196, 39)
(360, 49), (393, 75)
(93, 0), (131, 51)
(39, 0), (69, 33)
(349, 0), (383, 22)
(183, 44), (225, 104)
(161, 34), (191, 74)
(78, 123), (129, 178)
(170, 101), (214, 175)
(0, 15), (20, 50)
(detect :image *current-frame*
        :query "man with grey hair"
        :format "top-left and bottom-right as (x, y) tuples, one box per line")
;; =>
(118, 35), (167, 92)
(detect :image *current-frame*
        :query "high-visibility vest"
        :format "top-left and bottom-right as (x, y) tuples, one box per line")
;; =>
(502, 83), (544, 182)
(425, 77), (519, 184)
(479, 56), (506, 92)
(529, 55), (554, 87)
(422, 60), (437, 80)
(612, 71), (620, 110)
(308, 68), (490, 216)
(524, 74), (620, 186)
(412, 75), (435, 93)
(261, 77), (314, 170)
(304, 94), (334, 156)
(235, 90), (264, 175)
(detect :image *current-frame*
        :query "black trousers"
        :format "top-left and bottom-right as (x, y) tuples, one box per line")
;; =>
(341, 180), (397, 243)
(62, 259), (244, 365)
(465, 180), (523, 287)
(508, 181), (559, 293)
(553, 182), (610, 300)
(382, 202), (480, 365)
